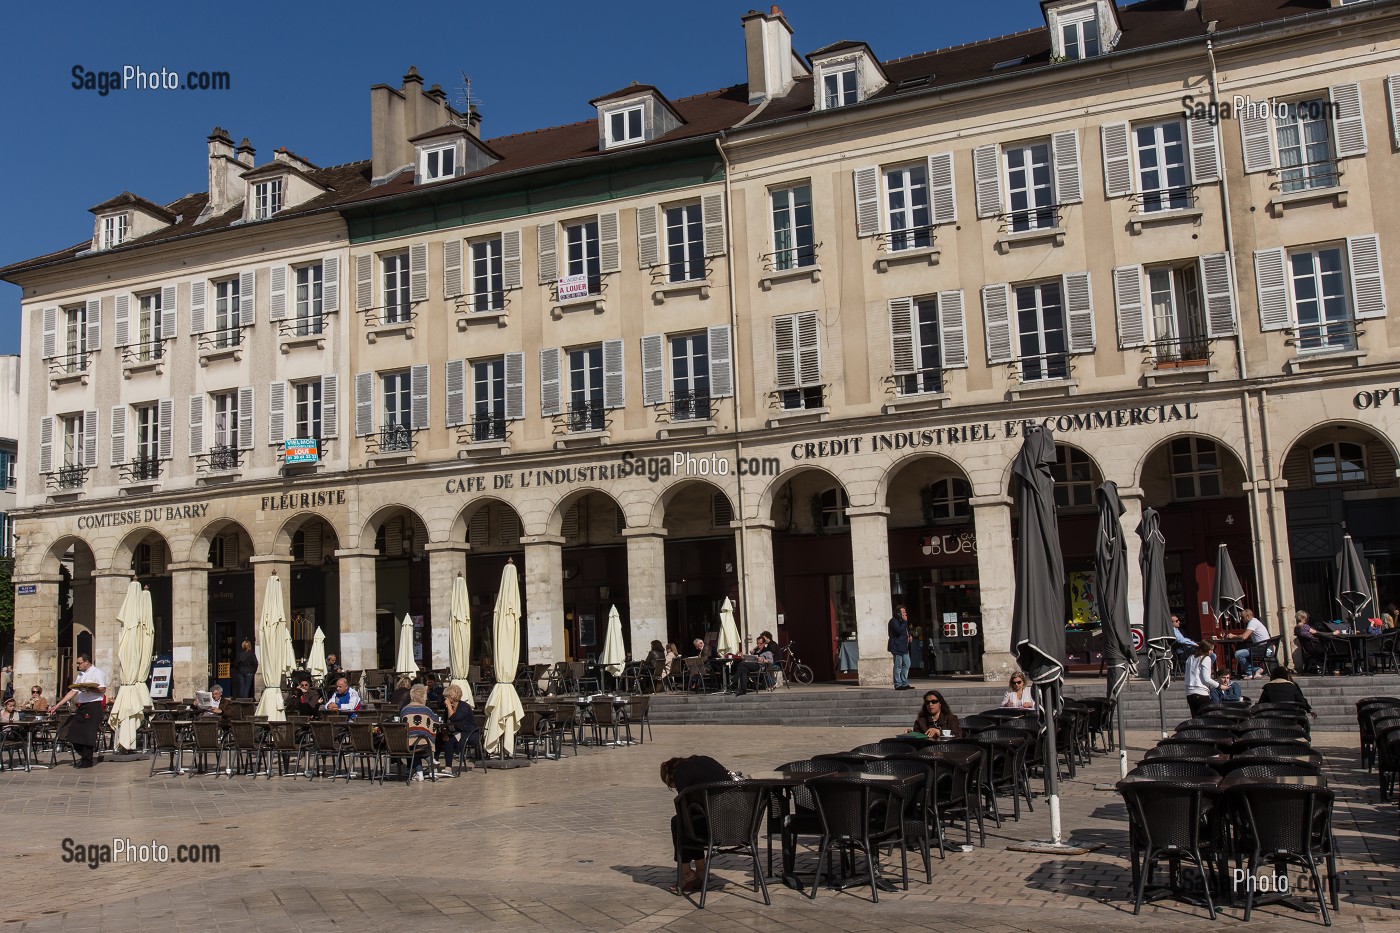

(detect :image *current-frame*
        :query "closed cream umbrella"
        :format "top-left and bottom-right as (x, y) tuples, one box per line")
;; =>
(483, 560), (525, 758)
(600, 605), (626, 688)
(307, 627), (328, 679)
(254, 573), (291, 721)
(394, 613), (418, 676)
(717, 597), (741, 657)
(108, 581), (151, 752)
(448, 573), (473, 705)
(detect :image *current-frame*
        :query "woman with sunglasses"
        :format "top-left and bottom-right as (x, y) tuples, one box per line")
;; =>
(21, 686), (48, 713)
(911, 690), (963, 737)
(1000, 673), (1035, 710)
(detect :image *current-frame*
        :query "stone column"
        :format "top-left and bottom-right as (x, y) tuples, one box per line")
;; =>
(623, 528), (668, 658)
(12, 574), (61, 700)
(972, 495), (1017, 682)
(522, 536), (564, 664)
(334, 548), (379, 672)
(425, 543), (469, 671)
(91, 570), (133, 681)
(169, 561), (211, 700)
(848, 507), (893, 686)
(738, 520), (775, 644)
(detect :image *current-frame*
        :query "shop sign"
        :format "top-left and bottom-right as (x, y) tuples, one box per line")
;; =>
(283, 438), (319, 465)
(922, 531), (977, 556)
(1352, 387), (1400, 410)
(258, 489), (347, 512)
(557, 273), (590, 301)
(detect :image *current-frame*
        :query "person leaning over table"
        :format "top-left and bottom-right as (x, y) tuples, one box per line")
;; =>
(1001, 672), (1036, 709)
(324, 676), (362, 712)
(21, 685), (48, 713)
(233, 639), (258, 699)
(439, 683), (480, 771)
(49, 653), (107, 768)
(912, 690), (963, 737)
(1256, 664), (1317, 718)
(660, 754), (732, 895)
(1184, 641), (1218, 716)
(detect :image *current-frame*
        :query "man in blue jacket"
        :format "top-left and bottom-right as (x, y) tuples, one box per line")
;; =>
(888, 606), (912, 691)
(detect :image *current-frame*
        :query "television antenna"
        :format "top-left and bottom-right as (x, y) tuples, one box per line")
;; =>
(453, 72), (480, 126)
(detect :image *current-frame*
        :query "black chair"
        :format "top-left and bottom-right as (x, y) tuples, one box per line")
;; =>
(1127, 760), (1218, 780)
(346, 721), (380, 781)
(1239, 745), (1325, 767)
(806, 775), (909, 902)
(970, 731), (1033, 821)
(189, 720), (224, 775)
(675, 780), (770, 909)
(1118, 780), (1225, 919)
(850, 741), (917, 756)
(1078, 696), (1116, 752)
(1144, 740), (1219, 760)
(1359, 700), (1400, 769)
(516, 710), (556, 761)
(148, 720), (184, 776)
(1227, 782), (1338, 924)
(1197, 703), (1250, 720)
(590, 699), (626, 746)
(860, 757), (938, 882)
(1172, 728), (1235, 745)
(1214, 759), (1321, 779)
(914, 744), (985, 847)
(1374, 722), (1400, 799)
(769, 758), (853, 879)
(959, 715), (1001, 734)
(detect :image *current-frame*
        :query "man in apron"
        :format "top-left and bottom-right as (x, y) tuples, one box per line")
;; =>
(50, 654), (107, 768)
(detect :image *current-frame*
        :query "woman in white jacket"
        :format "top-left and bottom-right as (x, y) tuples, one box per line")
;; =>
(1184, 642), (1219, 716)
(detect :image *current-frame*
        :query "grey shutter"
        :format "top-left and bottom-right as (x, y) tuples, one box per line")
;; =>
(160, 285), (176, 339)
(973, 144), (1003, 218)
(445, 358), (466, 427)
(1052, 130), (1082, 206)
(1199, 253), (1238, 338)
(239, 270), (255, 320)
(410, 363), (429, 429)
(1240, 108), (1275, 173)
(501, 231), (523, 290)
(1389, 76), (1400, 150)
(83, 409), (98, 467)
(268, 380), (286, 445)
(321, 374), (338, 439)
(110, 406), (126, 466)
(539, 348), (562, 417)
(408, 243), (428, 303)
(773, 316), (798, 390)
(1187, 114), (1221, 185)
(708, 324), (733, 398)
(1330, 82), (1368, 158)
(237, 386), (254, 450)
(1254, 248), (1291, 331)
(354, 254), (373, 311)
(190, 281), (206, 333)
(158, 398), (173, 460)
(796, 311), (821, 387)
(42, 307), (57, 359)
(888, 297), (916, 375)
(637, 205), (660, 268)
(1112, 265), (1147, 348)
(602, 338), (624, 409)
(114, 294), (131, 347)
(982, 283), (1014, 364)
(598, 211), (621, 274)
(927, 152), (957, 225)
(537, 223), (557, 284)
(701, 193), (725, 257)
(469, 510), (489, 547)
(938, 290), (968, 369)
(85, 298), (101, 351)
(504, 352), (525, 420)
(39, 416), (52, 473)
(443, 240), (464, 299)
(1347, 233), (1387, 320)
(188, 395), (204, 455)
(853, 166), (881, 236)
(641, 334), (665, 406)
(269, 265), (287, 320)
(1064, 271), (1095, 353)
(354, 372), (373, 437)
(1101, 122), (1133, 197)
(322, 256), (340, 314)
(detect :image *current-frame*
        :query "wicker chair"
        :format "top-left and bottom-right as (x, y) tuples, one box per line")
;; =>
(264, 722), (307, 779)
(346, 721), (380, 781)
(769, 758), (854, 878)
(674, 780), (770, 909)
(806, 776), (909, 902)
(1215, 759), (1321, 779)
(1118, 779), (1225, 919)
(1143, 742), (1218, 761)
(1126, 760), (1217, 780)
(148, 720), (184, 776)
(376, 721), (423, 784)
(1359, 700), (1400, 770)
(860, 757), (938, 882)
(914, 744), (985, 847)
(227, 720), (263, 776)
(1227, 782), (1338, 924)
(189, 720), (224, 775)
(970, 730), (1034, 820)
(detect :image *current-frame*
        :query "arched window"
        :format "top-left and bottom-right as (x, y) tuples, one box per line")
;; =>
(1312, 442), (1365, 484)
(1170, 437), (1223, 499)
(1052, 446), (1096, 509)
(818, 487), (850, 529)
(926, 478), (972, 522)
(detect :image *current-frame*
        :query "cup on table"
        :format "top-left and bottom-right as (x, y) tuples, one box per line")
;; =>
(941, 729), (953, 737)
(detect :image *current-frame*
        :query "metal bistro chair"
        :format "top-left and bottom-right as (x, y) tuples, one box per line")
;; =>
(227, 720), (264, 776)
(515, 710), (556, 761)
(308, 722), (346, 779)
(148, 720), (184, 776)
(376, 721), (420, 785)
(768, 758), (854, 878)
(189, 720), (225, 776)
(806, 775), (910, 903)
(625, 695), (653, 744)
(1118, 779), (1226, 919)
(590, 698), (627, 746)
(915, 744), (986, 847)
(675, 781), (771, 910)
(682, 657), (716, 694)
(346, 721), (381, 781)
(264, 722), (308, 779)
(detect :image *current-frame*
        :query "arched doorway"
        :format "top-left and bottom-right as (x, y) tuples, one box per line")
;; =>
(287, 518), (342, 664)
(121, 530), (175, 662)
(769, 468), (853, 682)
(554, 490), (629, 662)
(364, 507), (430, 670)
(659, 481), (737, 651)
(459, 498), (526, 667)
(43, 537), (96, 686)
(196, 519), (255, 694)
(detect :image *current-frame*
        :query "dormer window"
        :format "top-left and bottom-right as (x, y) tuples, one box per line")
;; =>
(606, 105), (645, 147)
(591, 85), (683, 152)
(422, 144), (456, 182)
(808, 43), (887, 113)
(251, 179), (283, 220)
(100, 213), (128, 250)
(1045, 0), (1121, 62)
(1059, 6), (1100, 60)
(821, 65), (858, 109)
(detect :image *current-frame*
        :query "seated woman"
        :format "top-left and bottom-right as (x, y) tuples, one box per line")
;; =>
(439, 684), (480, 770)
(1256, 664), (1316, 717)
(660, 755), (731, 895)
(912, 690), (963, 737)
(1294, 611), (1327, 672)
(390, 676), (414, 711)
(21, 685), (48, 713)
(400, 684), (441, 781)
(1000, 672), (1035, 710)
(663, 643), (680, 681)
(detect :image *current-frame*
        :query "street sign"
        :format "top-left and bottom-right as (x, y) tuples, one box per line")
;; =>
(16, 584), (37, 596)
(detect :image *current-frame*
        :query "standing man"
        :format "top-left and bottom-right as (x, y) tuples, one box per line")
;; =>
(49, 654), (107, 768)
(888, 606), (912, 691)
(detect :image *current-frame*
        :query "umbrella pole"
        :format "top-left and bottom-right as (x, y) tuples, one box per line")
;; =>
(1038, 683), (1063, 846)
(1111, 665), (1128, 779)
(1158, 688), (1167, 740)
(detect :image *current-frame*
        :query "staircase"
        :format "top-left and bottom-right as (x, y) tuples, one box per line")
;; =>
(648, 674), (1400, 732)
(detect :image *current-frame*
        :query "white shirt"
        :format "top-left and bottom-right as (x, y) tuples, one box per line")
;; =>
(1244, 618), (1269, 644)
(75, 665), (107, 704)
(1184, 654), (1218, 696)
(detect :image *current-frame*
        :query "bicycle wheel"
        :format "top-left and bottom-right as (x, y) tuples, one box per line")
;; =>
(793, 664), (814, 686)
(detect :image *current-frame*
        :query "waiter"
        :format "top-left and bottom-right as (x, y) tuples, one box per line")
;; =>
(50, 653), (107, 769)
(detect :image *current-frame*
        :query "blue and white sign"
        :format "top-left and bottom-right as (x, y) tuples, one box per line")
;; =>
(16, 584), (36, 596)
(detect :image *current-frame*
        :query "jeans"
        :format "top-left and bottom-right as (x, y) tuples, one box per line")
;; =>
(235, 673), (255, 698)
(892, 651), (911, 687)
(1235, 647), (1255, 677)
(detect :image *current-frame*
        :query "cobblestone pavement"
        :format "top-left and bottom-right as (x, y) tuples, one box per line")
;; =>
(2, 726), (1397, 932)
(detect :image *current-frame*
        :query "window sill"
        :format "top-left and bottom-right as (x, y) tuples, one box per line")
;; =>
(365, 321), (414, 344)
(1267, 186), (1347, 218)
(1142, 363), (1217, 388)
(759, 264), (821, 291)
(876, 246), (941, 273)
(280, 333), (327, 354)
(651, 279), (711, 304)
(995, 227), (1065, 254)
(199, 345), (243, 366)
(766, 406), (829, 428)
(455, 309), (509, 331)
(1008, 378), (1078, 401)
(882, 392), (951, 415)
(456, 438), (511, 458)
(49, 371), (90, 389)
(657, 418), (718, 440)
(281, 461), (327, 477)
(46, 490), (85, 504)
(1129, 207), (1204, 235)
(118, 479), (162, 496)
(367, 451), (416, 467)
(1286, 348), (1366, 374)
(551, 295), (605, 319)
(553, 430), (610, 450)
(197, 468), (243, 485)
(121, 358), (164, 378)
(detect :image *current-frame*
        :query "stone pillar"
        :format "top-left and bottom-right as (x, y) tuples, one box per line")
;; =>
(848, 506), (893, 687)
(522, 536), (565, 664)
(169, 561), (211, 700)
(972, 495), (1017, 682)
(1118, 489), (1146, 633)
(738, 520), (776, 645)
(425, 543), (469, 671)
(334, 548), (379, 672)
(12, 575), (61, 700)
(1253, 477), (1296, 652)
(623, 528), (668, 658)
(91, 570), (133, 681)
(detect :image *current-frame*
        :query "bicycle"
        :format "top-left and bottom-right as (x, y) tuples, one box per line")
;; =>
(778, 641), (815, 686)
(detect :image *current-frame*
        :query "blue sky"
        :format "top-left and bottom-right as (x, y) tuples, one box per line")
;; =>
(0, 0), (1049, 355)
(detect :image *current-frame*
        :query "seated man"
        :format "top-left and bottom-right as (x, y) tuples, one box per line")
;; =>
(1224, 609), (1272, 679)
(1170, 614), (1197, 670)
(323, 676), (362, 712)
(731, 633), (776, 697)
(400, 684), (441, 781)
(1209, 670), (1245, 704)
(199, 684), (231, 717)
(288, 678), (322, 716)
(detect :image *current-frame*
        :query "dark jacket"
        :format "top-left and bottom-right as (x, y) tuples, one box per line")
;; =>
(913, 711), (964, 738)
(1257, 679), (1312, 713)
(888, 615), (911, 655)
(446, 700), (479, 744)
(288, 687), (322, 716)
(673, 755), (730, 792)
(233, 649), (258, 675)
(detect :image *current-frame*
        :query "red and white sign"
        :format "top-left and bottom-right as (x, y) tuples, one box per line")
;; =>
(557, 273), (590, 302)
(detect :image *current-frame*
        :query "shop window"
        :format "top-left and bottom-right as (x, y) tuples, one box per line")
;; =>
(924, 478), (971, 523)
(207, 537), (226, 568)
(1052, 445), (1096, 509)
(817, 487), (850, 529)
(1171, 437), (1224, 499)
(1312, 441), (1366, 485)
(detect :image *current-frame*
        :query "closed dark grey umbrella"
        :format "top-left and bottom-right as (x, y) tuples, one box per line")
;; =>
(1137, 506), (1172, 737)
(1010, 425), (1066, 844)
(1211, 543), (1247, 630)
(1095, 482), (1134, 775)
(1335, 534), (1374, 629)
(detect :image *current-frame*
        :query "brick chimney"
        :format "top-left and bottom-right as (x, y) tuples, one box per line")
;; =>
(205, 126), (247, 217)
(370, 66), (475, 185)
(741, 6), (805, 105)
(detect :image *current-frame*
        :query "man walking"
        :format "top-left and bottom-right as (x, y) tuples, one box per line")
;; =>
(888, 606), (912, 690)
(49, 654), (107, 768)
